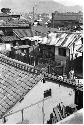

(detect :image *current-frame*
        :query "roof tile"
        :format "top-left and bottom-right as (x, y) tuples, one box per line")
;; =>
(0, 56), (42, 119)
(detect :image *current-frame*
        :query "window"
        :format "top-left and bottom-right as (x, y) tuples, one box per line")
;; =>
(59, 48), (66, 57)
(44, 89), (51, 98)
(4, 29), (13, 36)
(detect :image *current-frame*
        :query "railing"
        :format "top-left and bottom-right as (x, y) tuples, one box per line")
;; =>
(47, 103), (77, 124)
(2, 97), (50, 124)
(44, 72), (83, 91)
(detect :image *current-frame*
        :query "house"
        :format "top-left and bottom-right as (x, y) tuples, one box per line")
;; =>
(0, 54), (76, 124)
(0, 13), (12, 21)
(51, 11), (83, 28)
(0, 13), (20, 22)
(0, 19), (32, 46)
(38, 32), (82, 73)
(32, 25), (50, 37)
(0, 53), (43, 123)
(0, 27), (21, 55)
(0, 52), (83, 124)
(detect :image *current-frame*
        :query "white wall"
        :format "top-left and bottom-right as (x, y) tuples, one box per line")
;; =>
(0, 44), (6, 51)
(66, 48), (70, 57)
(55, 46), (58, 55)
(5, 80), (75, 124)
(69, 39), (82, 60)
(0, 43), (11, 51)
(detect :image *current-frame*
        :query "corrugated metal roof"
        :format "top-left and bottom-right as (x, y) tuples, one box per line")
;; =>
(77, 45), (83, 53)
(0, 36), (20, 42)
(13, 29), (33, 38)
(39, 32), (82, 48)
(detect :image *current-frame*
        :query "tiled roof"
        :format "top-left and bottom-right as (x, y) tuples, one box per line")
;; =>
(13, 29), (33, 38)
(0, 59), (43, 118)
(0, 36), (20, 42)
(0, 18), (30, 27)
(0, 13), (9, 17)
(8, 19), (30, 25)
(32, 26), (61, 37)
(32, 26), (49, 34)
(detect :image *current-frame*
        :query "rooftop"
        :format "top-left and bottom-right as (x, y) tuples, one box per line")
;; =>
(32, 26), (50, 36)
(0, 35), (20, 42)
(0, 54), (43, 119)
(58, 108), (83, 124)
(77, 45), (83, 53)
(13, 29), (33, 38)
(39, 32), (82, 48)
(0, 53), (83, 120)
(53, 12), (83, 22)
(0, 13), (9, 17)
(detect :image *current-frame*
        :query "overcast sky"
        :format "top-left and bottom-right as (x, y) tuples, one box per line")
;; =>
(53, 0), (83, 6)
(0, 0), (83, 6)
(0, 0), (83, 11)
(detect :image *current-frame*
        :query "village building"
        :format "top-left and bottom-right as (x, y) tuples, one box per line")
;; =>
(38, 31), (82, 74)
(0, 54), (83, 124)
(51, 11), (83, 29)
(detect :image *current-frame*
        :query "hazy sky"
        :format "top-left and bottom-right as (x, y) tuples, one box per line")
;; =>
(0, 0), (83, 6)
(53, 0), (83, 6)
(0, 0), (83, 11)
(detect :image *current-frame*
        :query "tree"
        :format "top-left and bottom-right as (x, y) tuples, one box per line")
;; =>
(1, 8), (11, 14)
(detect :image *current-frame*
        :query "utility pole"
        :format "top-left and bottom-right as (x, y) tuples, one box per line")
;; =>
(33, 6), (35, 24)
(52, 13), (54, 28)
(42, 77), (45, 124)
(21, 109), (24, 122)
(72, 42), (75, 69)
(42, 97), (45, 124)
(32, 1), (40, 24)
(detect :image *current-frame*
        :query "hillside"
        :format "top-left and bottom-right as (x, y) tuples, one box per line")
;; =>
(0, 0), (83, 14)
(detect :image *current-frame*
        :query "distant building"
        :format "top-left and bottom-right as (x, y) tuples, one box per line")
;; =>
(0, 13), (20, 21)
(51, 11), (83, 28)
(0, 13), (12, 21)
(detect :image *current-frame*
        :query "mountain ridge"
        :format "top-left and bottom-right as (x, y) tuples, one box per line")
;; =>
(0, 0), (83, 14)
